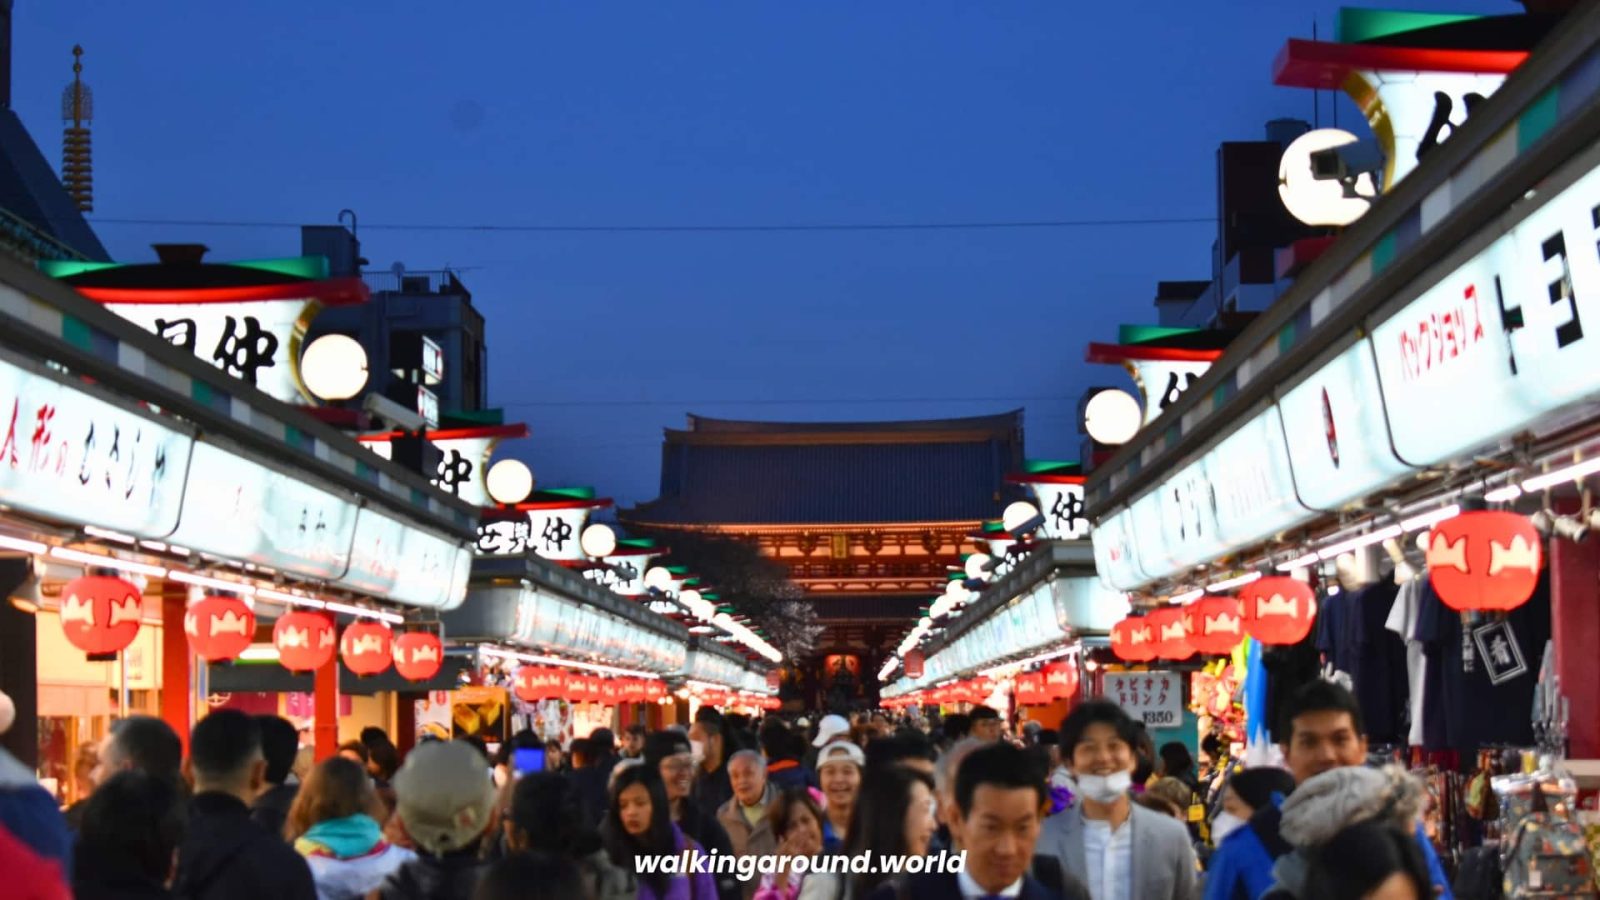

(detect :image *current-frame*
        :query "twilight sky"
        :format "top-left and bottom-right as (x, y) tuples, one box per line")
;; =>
(13, 1), (1514, 507)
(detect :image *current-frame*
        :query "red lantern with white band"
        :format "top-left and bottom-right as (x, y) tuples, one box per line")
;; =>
(185, 595), (255, 662)
(1426, 511), (1542, 612)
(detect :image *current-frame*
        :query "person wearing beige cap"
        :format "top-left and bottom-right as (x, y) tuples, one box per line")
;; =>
(377, 740), (498, 900)
(815, 740), (863, 853)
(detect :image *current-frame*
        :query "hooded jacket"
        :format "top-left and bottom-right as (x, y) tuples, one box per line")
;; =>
(377, 846), (488, 900)
(294, 813), (414, 900)
(1261, 766), (1453, 900)
(173, 792), (317, 900)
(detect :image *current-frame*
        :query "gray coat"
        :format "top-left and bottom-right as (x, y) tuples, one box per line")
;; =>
(1038, 803), (1197, 900)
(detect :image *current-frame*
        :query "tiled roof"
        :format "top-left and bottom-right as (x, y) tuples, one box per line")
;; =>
(628, 412), (1024, 525)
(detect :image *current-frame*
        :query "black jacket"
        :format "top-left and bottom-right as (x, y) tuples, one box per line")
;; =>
(173, 792), (317, 900)
(74, 873), (174, 900)
(249, 783), (298, 841)
(570, 758), (615, 829)
(692, 758), (735, 818)
(378, 849), (490, 900)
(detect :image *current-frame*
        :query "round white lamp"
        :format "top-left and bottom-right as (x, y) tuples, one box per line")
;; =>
(1084, 389), (1142, 445)
(485, 459), (534, 505)
(300, 334), (369, 401)
(1278, 128), (1376, 227)
(580, 523), (617, 559)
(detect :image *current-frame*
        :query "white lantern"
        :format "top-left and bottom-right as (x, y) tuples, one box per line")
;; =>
(484, 459), (534, 505)
(299, 334), (369, 401)
(1084, 389), (1142, 445)
(964, 553), (992, 581)
(1278, 128), (1376, 227)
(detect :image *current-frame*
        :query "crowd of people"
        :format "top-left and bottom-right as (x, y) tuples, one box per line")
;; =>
(0, 681), (1456, 900)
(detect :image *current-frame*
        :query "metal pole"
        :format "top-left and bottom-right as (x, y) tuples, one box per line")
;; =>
(118, 649), (129, 717)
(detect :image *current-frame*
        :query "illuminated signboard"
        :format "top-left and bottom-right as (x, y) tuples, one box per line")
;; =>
(167, 440), (359, 580)
(1278, 339), (1414, 510)
(361, 425), (529, 508)
(0, 343), (194, 539)
(340, 505), (472, 610)
(107, 299), (319, 405)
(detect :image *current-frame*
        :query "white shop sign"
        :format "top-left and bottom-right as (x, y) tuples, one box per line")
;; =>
(476, 505), (593, 560)
(167, 441), (359, 579)
(1278, 338), (1414, 511)
(1130, 359), (1213, 427)
(107, 298), (314, 405)
(0, 349), (193, 539)
(1373, 157), (1600, 466)
(1030, 481), (1090, 541)
(339, 505), (471, 610)
(1206, 405), (1313, 547)
(1103, 671), (1183, 728)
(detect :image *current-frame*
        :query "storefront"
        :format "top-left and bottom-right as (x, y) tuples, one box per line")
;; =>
(882, 540), (1128, 729)
(0, 248), (479, 796)
(1082, 3), (1600, 860)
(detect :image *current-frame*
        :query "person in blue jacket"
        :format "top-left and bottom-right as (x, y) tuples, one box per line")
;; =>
(1215, 682), (1453, 900)
(1203, 767), (1296, 900)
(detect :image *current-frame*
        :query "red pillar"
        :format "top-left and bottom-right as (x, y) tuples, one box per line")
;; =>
(1552, 529), (1600, 759)
(314, 653), (339, 761)
(160, 588), (191, 754)
(394, 691), (416, 759)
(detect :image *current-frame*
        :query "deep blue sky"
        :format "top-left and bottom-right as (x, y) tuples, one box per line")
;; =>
(14, 1), (1514, 507)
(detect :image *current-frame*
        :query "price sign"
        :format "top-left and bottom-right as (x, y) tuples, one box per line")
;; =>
(1101, 672), (1182, 728)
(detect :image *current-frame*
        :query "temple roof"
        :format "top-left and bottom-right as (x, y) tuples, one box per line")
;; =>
(628, 411), (1024, 525)
(0, 109), (108, 260)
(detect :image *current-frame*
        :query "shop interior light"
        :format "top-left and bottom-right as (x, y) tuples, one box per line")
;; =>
(1316, 525), (1402, 560)
(1521, 457), (1600, 493)
(1399, 504), (1460, 533)
(1205, 572), (1262, 593)
(978, 645), (1073, 678)
(168, 570), (256, 594)
(479, 645), (656, 679)
(239, 645), (280, 662)
(51, 546), (168, 578)
(255, 588), (327, 610)
(83, 526), (137, 544)
(1275, 553), (1319, 572)
(0, 534), (48, 555)
(318, 600), (403, 624)
(1170, 588), (1204, 604)
(1485, 485), (1524, 503)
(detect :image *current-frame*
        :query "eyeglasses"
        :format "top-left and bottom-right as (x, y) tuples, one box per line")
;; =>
(661, 756), (695, 772)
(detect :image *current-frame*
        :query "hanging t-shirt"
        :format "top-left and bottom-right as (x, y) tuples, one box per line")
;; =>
(1384, 578), (1428, 747)
(1315, 588), (1352, 676)
(1414, 568), (1552, 753)
(1348, 581), (1408, 745)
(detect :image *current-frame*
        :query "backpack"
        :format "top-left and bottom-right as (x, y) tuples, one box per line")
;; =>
(1502, 786), (1598, 898)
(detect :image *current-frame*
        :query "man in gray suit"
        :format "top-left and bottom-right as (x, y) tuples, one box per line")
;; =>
(1038, 700), (1197, 900)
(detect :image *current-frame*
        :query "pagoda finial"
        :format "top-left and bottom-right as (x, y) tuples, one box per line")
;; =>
(61, 44), (93, 212)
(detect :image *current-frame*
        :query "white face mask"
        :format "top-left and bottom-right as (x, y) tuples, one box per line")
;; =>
(1211, 811), (1246, 845)
(689, 739), (706, 767)
(1074, 771), (1132, 804)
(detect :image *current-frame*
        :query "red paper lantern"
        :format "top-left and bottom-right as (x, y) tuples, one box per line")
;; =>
(1043, 661), (1079, 701)
(273, 611), (336, 672)
(340, 621), (393, 676)
(1183, 596), (1244, 656)
(1146, 607), (1193, 661)
(1239, 576), (1318, 645)
(184, 595), (255, 662)
(59, 576), (144, 656)
(1427, 511), (1542, 612)
(904, 649), (925, 679)
(393, 632), (443, 682)
(1110, 617), (1157, 662)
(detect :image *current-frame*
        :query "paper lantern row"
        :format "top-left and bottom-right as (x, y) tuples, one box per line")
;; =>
(1110, 578), (1319, 663)
(514, 667), (667, 705)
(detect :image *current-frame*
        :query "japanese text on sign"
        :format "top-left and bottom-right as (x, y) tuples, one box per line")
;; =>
(1102, 672), (1183, 728)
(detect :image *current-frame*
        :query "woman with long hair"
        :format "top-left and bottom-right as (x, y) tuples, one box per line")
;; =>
(798, 766), (936, 900)
(285, 756), (412, 900)
(604, 765), (716, 900)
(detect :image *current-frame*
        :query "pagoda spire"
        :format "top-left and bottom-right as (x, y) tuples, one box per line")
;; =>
(61, 44), (92, 212)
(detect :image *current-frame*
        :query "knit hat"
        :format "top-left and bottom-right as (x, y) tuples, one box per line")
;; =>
(393, 741), (497, 855)
(1279, 765), (1424, 848)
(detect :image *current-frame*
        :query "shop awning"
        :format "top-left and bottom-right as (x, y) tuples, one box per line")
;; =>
(1086, 7), (1600, 592)
(0, 249), (477, 611)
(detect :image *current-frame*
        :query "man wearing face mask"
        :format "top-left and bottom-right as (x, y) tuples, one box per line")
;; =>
(1039, 700), (1197, 900)
(689, 708), (736, 817)
(1200, 768), (1296, 900)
